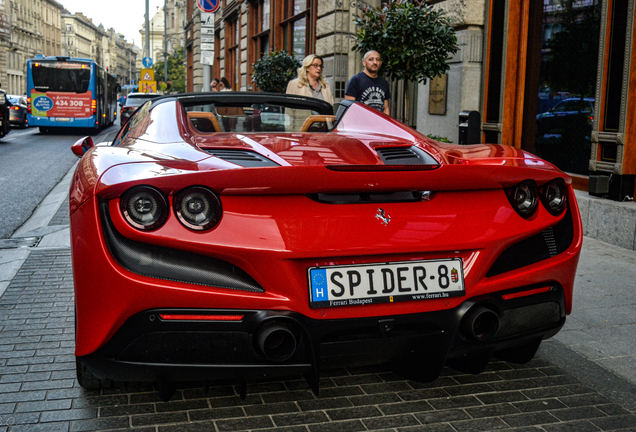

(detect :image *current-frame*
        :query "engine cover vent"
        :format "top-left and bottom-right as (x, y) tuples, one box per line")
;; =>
(206, 149), (280, 167)
(377, 146), (438, 165)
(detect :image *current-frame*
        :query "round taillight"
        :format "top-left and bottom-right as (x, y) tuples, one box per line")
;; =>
(542, 179), (567, 215)
(511, 181), (538, 217)
(121, 186), (168, 230)
(174, 186), (222, 231)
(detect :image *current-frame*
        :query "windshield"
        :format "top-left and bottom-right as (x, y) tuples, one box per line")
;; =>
(8, 97), (20, 104)
(186, 102), (333, 133)
(31, 62), (91, 93)
(126, 95), (158, 107)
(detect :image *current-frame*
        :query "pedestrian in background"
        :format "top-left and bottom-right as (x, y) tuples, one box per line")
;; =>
(210, 78), (220, 91)
(219, 77), (231, 91)
(345, 50), (390, 116)
(286, 54), (334, 105)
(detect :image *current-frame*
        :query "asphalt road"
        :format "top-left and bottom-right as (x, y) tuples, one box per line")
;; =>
(0, 124), (119, 239)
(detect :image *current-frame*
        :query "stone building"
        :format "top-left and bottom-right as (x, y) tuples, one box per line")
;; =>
(113, 31), (138, 86)
(2, 0), (44, 95)
(184, 1), (384, 94)
(140, 6), (165, 66)
(1, 0), (138, 95)
(60, 12), (137, 86)
(1, 0), (64, 94)
(140, 0), (186, 79)
(62, 12), (102, 61)
(165, 0), (187, 55)
(41, 0), (62, 56)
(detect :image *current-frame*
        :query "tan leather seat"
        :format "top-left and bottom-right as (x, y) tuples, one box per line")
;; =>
(187, 111), (221, 132)
(300, 115), (336, 132)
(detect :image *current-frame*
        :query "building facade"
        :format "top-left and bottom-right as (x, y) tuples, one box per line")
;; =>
(62, 12), (101, 61)
(41, 0), (62, 57)
(184, 1), (384, 94)
(60, 12), (138, 87)
(141, 6), (166, 67)
(1, 0), (137, 97)
(2, 0), (44, 95)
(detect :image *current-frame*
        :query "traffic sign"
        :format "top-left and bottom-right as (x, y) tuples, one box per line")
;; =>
(141, 68), (155, 82)
(142, 57), (153, 68)
(139, 80), (157, 93)
(201, 12), (214, 27)
(197, 0), (219, 13)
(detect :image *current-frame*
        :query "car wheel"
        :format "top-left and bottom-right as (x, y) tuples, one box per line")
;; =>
(39, 127), (49, 134)
(76, 358), (112, 389)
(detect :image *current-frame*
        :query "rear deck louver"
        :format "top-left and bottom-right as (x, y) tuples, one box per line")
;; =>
(376, 146), (438, 165)
(206, 149), (279, 167)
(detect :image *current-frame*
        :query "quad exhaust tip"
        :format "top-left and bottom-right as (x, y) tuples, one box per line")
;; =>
(461, 305), (500, 341)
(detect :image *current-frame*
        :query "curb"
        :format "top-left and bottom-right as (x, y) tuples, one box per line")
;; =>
(0, 162), (76, 298)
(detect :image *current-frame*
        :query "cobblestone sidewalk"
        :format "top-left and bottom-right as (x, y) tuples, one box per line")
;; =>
(0, 248), (635, 431)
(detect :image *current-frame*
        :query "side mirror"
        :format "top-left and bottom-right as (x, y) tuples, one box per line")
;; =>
(71, 136), (94, 158)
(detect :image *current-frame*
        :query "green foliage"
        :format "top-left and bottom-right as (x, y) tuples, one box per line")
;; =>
(353, 0), (459, 83)
(542, 3), (600, 98)
(426, 134), (452, 143)
(154, 47), (186, 93)
(251, 50), (301, 93)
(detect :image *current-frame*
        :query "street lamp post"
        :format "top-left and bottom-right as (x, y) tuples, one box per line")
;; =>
(164, 0), (168, 83)
(145, 0), (150, 59)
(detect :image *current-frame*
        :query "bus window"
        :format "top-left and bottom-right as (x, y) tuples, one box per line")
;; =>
(32, 64), (91, 93)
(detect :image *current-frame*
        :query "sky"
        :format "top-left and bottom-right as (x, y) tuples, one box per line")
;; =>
(59, 0), (166, 47)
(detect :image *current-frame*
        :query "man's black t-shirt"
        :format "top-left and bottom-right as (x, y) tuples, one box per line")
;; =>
(345, 72), (391, 112)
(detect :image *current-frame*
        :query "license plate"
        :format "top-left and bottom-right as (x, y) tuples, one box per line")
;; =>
(56, 117), (70, 122)
(308, 258), (465, 308)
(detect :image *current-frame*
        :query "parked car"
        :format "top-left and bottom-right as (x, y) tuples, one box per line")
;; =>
(120, 92), (159, 125)
(8, 95), (28, 128)
(70, 93), (583, 402)
(0, 90), (9, 139)
(536, 97), (595, 137)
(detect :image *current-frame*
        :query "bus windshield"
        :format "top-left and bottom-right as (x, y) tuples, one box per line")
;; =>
(31, 62), (91, 93)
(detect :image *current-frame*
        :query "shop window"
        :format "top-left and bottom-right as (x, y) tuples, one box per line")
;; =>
(604, 0), (628, 132)
(214, 29), (221, 81)
(277, 0), (311, 59)
(226, 17), (239, 90)
(250, 0), (271, 59)
(533, 0), (602, 175)
(485, 0), (505, 125)
(334, 81), (345, 99)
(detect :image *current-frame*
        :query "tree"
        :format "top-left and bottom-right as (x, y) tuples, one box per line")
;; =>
(154, 47), (186, 93)
(352, 0), (459, 124)
(353, 0), (459, 84)
(251, 50), (301, 93)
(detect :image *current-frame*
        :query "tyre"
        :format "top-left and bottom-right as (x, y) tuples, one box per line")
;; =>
(76, 358), (112, 389)
(39, 127), (49, 134)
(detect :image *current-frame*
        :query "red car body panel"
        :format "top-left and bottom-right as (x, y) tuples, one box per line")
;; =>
(70, 94), (582, 394)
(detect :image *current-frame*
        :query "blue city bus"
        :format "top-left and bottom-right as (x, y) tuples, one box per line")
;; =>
(26, 56), (119, 133)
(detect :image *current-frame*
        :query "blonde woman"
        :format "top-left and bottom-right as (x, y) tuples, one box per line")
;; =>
(286, 55), (334, 105)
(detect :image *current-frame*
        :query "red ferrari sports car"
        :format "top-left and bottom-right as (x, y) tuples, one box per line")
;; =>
(70, 93), (582, 401)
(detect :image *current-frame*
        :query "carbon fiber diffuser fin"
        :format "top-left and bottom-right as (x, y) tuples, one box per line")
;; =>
(100, 201), (264, 292)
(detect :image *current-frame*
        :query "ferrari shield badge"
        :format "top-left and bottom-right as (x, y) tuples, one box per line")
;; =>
(375, 208), (391, 226)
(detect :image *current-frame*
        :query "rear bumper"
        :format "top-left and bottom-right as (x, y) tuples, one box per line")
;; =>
(79, 283), (566, 385)
(9, 114), (25, 124)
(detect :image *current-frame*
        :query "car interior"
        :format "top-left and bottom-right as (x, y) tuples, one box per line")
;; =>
(186, 103), (335, 134)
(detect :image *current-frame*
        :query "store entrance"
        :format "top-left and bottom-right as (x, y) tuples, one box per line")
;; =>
(526, 0), (603, 176)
